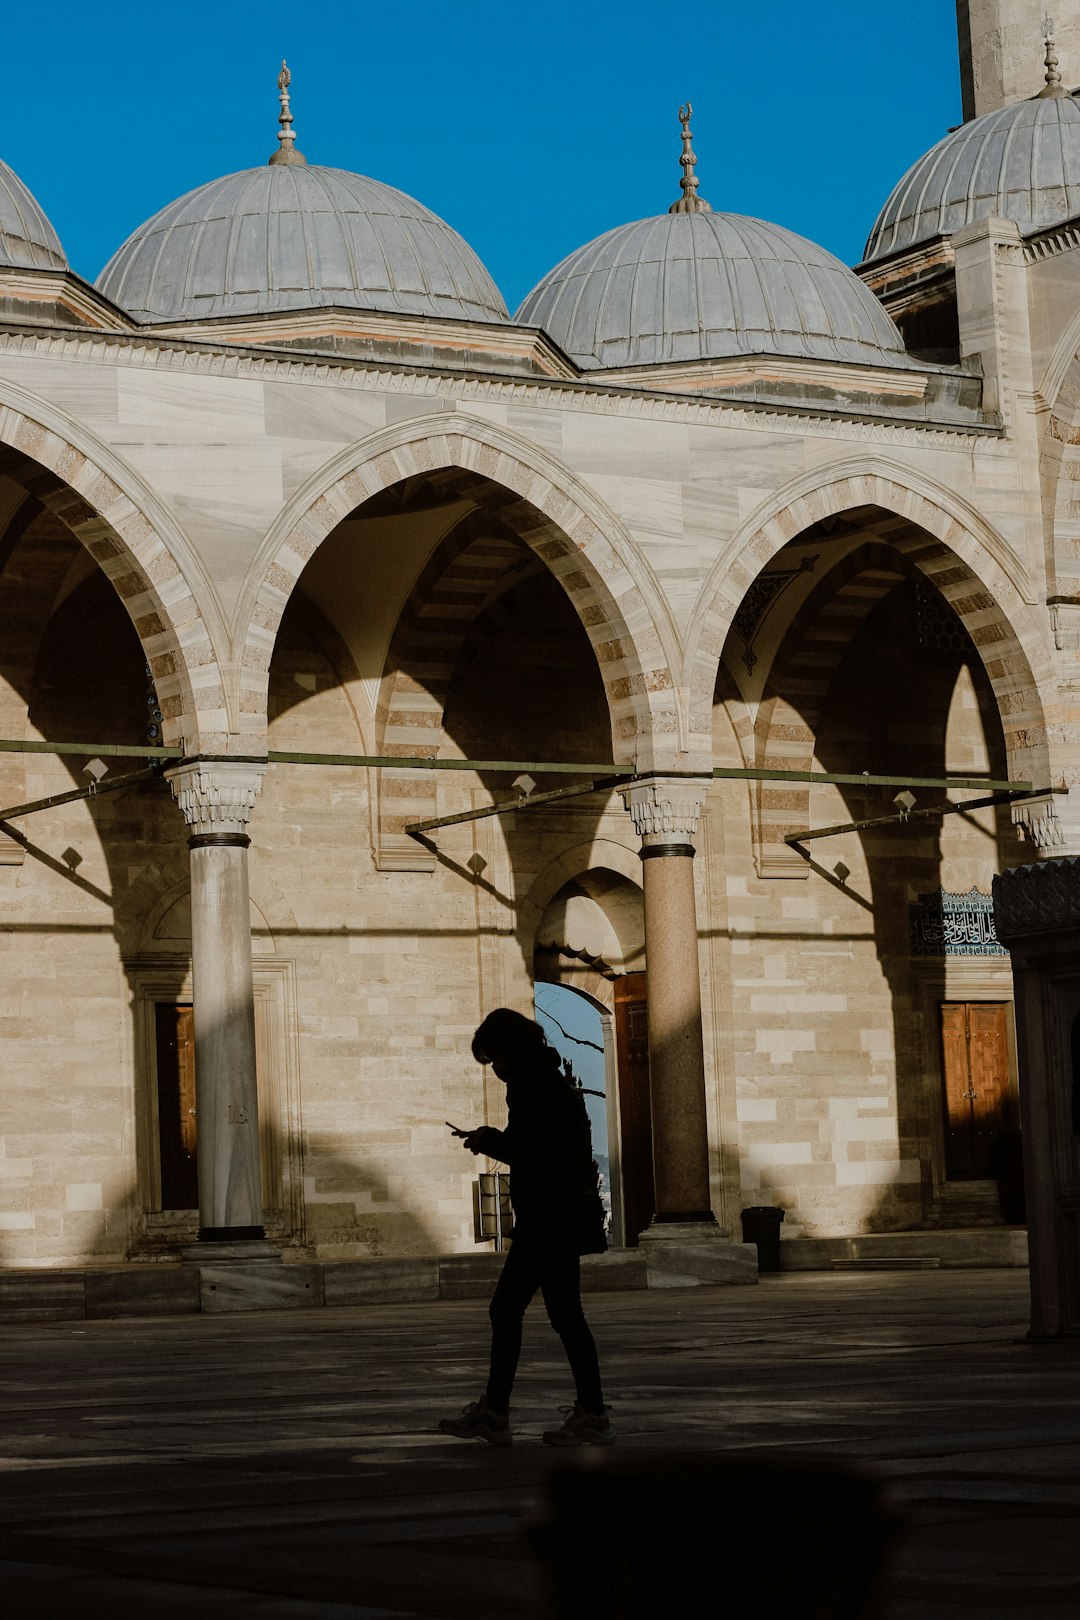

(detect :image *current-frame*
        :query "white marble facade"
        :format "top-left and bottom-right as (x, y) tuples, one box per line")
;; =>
(1, 7), (1079, 1269)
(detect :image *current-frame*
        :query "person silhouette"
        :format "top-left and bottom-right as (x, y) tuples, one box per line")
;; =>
(439, 1007), (614, 1447)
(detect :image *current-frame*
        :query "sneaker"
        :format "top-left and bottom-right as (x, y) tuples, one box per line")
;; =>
(542, 1402), (616, 1447)
(438, 1397), (512, 1447)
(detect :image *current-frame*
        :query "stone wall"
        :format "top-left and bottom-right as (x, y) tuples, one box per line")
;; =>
(958, 0), (1080, 118)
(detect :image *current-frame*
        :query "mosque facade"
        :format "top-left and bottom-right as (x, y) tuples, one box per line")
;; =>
(2, 3), (1079, 1286)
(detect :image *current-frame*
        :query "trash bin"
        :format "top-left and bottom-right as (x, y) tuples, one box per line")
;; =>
(740, 1205), (784, 1272)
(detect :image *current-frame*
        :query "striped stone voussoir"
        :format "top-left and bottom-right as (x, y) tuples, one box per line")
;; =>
(0, 418), (219, 751)
(752, 544), (907, 873)
(696, 471), (1053, 793)
(242, 423), (674, 776)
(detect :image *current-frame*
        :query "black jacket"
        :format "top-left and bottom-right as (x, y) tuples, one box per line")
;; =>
(473, 1057), (607, 1255)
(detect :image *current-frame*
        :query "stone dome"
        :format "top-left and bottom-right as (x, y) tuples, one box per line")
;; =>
(0, 156), (66, 271)
(516, 210), (909, 371)
(96, 164), (508, 326)
(865, 92), (1080, 262)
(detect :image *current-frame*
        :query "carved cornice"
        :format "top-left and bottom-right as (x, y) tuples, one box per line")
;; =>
(0, 325), (1004, 446)
(621, 776), (710, 845)
(166, 760), (268, 837)
(1023, 221), (1080, 265)
(993, 858), (1080, 944)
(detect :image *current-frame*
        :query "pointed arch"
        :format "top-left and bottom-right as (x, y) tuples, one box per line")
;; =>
(374, 514), (539, 843)
(237, 413), (681, 765)
(0, 377), (228, 749)
(691, 458), (1052, 786)
(518, 838), (644, 974)
(746, 543), (907, 870)
(1044, 336), (1080, 609)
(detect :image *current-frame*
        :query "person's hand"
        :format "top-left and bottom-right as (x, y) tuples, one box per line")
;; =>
(462, 1126), (498, 1156)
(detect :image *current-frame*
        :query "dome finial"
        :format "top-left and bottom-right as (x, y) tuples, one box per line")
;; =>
(269, 59), (307, 165)
(668, 102), (711, 215)
(1039, 15), (1070, 97)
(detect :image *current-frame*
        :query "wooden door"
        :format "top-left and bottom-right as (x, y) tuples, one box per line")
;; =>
(155, 1003), (198, 1210)
(939, 1002), (1011, 1180)
(614, 973), (654, 1244)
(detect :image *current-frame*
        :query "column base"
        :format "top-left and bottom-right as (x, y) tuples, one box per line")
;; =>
(638, 1220), (758, 1289)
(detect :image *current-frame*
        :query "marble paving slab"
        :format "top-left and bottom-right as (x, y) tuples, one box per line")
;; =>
(0, 1273), (1077, 1618)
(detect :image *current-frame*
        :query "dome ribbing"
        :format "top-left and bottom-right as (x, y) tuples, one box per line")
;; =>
(96, 165), (508, 326)
(0, 157), (66, 271)
(865, 95), (1080, 262)
(517, 211), (909, 370)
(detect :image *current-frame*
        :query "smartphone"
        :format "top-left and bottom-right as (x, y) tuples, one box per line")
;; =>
(445, 1121), (469, 1137)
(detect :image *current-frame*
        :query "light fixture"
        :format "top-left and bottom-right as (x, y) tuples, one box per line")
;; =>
(83, 758), (108, 794)
(467, 852), (487, 876)
(893, 789), (916, 819)
(833, 860), (850, 885)
(512, 773), (536, 801)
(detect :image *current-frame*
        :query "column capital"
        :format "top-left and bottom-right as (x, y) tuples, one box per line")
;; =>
(1011, 789), (1080, 861)
(166, 759), (268, 839)
(620, 775), (710, 846)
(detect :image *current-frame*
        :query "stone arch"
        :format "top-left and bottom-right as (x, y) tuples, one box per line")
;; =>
(1043, 337), (1080, 611)
(238, 413), (680, 766)
(746, 541), (908, 872)
(138, 881), (279, 957)
(378, 521), (536, 759)
(0, 377), (227, 749)
(375, 514), (540, 842)
(690, 458), (1052, 787)
(518, 838), (642, 973)
(123, 858), (299, 957)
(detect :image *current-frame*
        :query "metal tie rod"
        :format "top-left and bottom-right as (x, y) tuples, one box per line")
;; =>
(0, 737), (1031, 793)
(784, 786), (1049, 847)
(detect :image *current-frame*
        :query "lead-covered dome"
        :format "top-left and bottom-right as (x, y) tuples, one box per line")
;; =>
(0, 156), (66, 271)
(97, 165), (508, 325)
(96, 65), (507, 326)
(517, 211), (909, 370)
(865, 82), (1080, 262)
(516, 104), (908, 371)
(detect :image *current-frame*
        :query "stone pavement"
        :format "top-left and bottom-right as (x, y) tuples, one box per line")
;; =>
(0, 1270), (1077, 1618)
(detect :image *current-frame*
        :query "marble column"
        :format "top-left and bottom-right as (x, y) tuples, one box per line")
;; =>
(167, 760), (268, 1245)
(993, 858), (1080, 1337)
(621, 777), (756, 1286)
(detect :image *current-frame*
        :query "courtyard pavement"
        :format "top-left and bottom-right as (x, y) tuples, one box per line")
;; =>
(0, 1269), (1077, 1617)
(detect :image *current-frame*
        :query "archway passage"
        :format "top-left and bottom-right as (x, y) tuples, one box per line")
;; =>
(264, 466), (623, 868)
(0, 432), (218, 750)
(533, 865), (649, 1246)
(243, 420), (678, 768)
(696, 478), (1052, 791)
(533, 983), (613, 1241)
(259, 465), (641, 1258)
(714, 504), (1047, 877)
(712, 526), (1027, 1239)
(0, 460), (197, 1266)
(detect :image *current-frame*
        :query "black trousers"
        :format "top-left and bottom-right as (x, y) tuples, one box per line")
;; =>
(485, 1240), (604, 1416)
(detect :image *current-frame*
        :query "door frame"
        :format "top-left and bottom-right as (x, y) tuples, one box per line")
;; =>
(127, 956), (305, 1252)
(912, 959), (1018, 1221)
(612, 971), (654, 1247)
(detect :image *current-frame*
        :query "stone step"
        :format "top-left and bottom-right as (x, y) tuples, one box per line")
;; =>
(781, 1228), (1028, 1272)
(0, 1228), (1029, 1323)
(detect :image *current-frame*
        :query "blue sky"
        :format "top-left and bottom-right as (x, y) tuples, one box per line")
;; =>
(7, 1), (961, 313)
(533, 984), (609, 1152)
